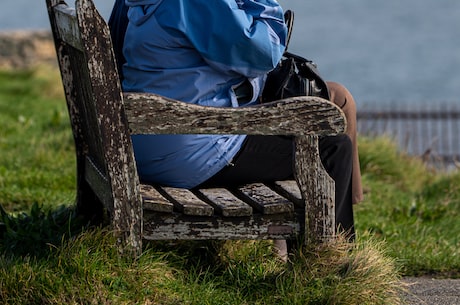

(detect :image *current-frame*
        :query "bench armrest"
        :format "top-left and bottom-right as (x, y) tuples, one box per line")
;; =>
(123, 92), (346, 136)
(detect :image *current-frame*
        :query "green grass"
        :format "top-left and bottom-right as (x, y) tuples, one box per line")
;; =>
(0, 230), (402, 305)
(0, 67), (75, 213)
(0, 66), (458, 304)
(356, 137), (460, 277)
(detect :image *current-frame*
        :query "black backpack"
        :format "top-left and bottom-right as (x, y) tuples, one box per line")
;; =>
(261, 10), (330, 103)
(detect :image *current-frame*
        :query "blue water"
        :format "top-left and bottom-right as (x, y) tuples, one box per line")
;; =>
(2, 0), (460, 107)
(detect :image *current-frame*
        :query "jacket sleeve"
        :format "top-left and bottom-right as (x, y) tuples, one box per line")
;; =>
(108, 0), (129, 80)
(179, 0), (287, 77)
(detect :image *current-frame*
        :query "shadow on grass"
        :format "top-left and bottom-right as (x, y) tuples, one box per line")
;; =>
(0, 203), (406, 304)
(0, 203), (89, 258)
(0, 202), (226, 266)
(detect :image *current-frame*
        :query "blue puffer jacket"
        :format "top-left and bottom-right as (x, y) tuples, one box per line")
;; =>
(122, 0), (287, 188)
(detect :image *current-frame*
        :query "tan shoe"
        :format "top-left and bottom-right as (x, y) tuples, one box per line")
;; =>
(273, 239), (288, 262)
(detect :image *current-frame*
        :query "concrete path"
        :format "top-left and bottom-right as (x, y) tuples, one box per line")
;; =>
(402, 277), (460, 305)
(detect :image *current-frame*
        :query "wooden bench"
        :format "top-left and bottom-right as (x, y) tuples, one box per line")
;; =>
(46, 0), (346, 255)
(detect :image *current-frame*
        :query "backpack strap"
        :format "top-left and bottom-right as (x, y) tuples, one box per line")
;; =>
(284, 10), (294, 52)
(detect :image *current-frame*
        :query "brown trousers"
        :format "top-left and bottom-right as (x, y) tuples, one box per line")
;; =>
(327, 81), (363, 204)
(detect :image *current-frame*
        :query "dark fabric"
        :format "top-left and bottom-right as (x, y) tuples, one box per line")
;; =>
(199, 135), (295, 186)
(261, 52), (330, 103)
(318, 135), (354, 238)
(199, 135), (354, 238)
(108, 0), (129, 81)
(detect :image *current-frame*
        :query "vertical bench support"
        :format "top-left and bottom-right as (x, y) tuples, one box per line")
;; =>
(47, 0), (143, 255)
(295, 135), (336, 244)
(76, 0), (143, 254)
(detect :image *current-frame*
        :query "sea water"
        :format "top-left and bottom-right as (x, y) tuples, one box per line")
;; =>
(2, 0), (460, 107)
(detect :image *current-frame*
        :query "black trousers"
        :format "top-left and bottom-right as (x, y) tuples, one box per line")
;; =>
(199, 135), (355, 238)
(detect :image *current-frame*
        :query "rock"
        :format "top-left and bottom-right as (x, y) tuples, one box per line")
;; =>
(0, 30), (56, 70)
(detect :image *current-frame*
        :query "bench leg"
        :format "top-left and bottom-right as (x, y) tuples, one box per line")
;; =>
(294, 135), (336, 244)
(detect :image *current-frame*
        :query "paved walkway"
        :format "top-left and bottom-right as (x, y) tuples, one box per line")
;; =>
(402, 277), (460, 305)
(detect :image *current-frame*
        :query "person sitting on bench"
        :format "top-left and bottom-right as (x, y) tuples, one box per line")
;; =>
(108, 0), (363, 242)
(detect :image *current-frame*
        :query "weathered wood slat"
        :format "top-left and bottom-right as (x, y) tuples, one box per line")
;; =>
(236, 183), (294, 215)
(124, 93), (346, 136)
(52, 3), (83, 51)
(140, 184), (174, 213)
(160, 187), (214, 216)
(270, 180), (304, 208)
(143, 211), (301, 240)
(196, 188), (253, 217)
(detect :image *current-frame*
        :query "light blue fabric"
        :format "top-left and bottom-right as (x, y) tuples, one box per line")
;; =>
(123, 0), (287, 188)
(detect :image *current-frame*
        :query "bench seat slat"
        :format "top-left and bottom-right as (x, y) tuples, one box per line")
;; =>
(271, 180), (304, 208)
(236, 183), (294, 215)
(196, 188), (253, 217)
(140, 184), (174, 213)
(160, 187), (214, 216)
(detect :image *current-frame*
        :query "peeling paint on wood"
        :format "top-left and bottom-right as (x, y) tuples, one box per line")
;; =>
(236, 183), (295, 215)
(197, 188), (253, 217)
(160, 187), (214, 216)
(270, 180), (303, 208)
(143, 212), (302, 240)
(48, 0), (143, 255)
(295, 136), (336, 243)
(140, 184), (174, 213)
(124, 93), (346, 136)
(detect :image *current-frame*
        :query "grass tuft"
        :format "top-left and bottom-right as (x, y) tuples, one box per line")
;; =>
(276, 236), (404, 305)
(0, 231), (404, 304)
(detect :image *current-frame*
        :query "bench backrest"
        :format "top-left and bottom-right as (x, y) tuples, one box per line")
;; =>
(46, 0), (142, 249)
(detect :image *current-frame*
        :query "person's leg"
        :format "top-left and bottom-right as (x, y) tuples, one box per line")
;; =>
(199, 135), (294, 187)
(327, 81), (363, 204)
(318, 135), (354, 238)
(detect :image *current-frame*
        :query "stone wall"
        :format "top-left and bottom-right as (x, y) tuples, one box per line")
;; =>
(0, 30), (56, 70)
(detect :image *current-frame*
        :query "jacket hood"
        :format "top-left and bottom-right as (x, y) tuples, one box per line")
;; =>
(125, 0), (164, 26)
